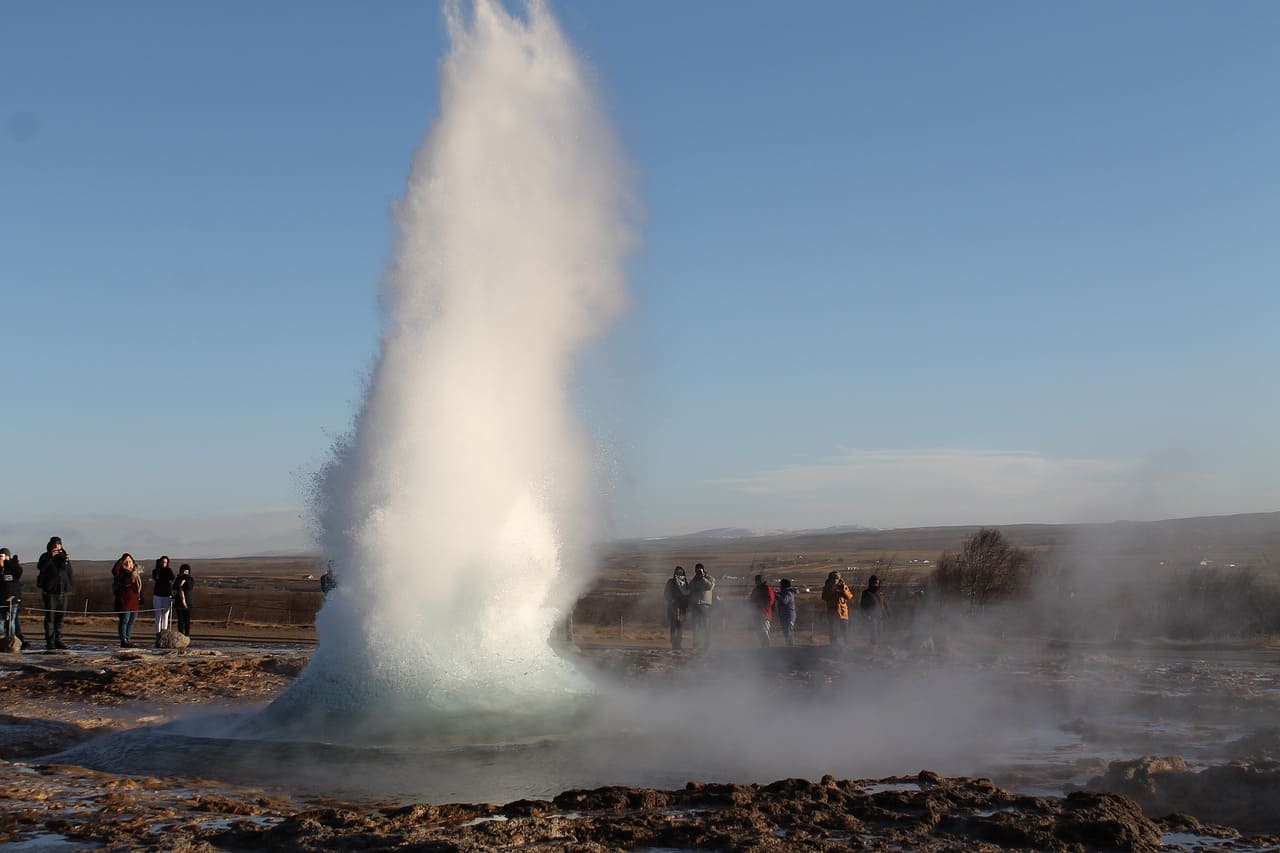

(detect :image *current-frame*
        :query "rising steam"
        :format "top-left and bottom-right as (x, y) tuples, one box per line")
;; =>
(277, 0), (633, 726)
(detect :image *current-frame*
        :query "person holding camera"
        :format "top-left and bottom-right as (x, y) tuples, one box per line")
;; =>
(1, 548), (22, 647)
(663, 566), (690, 650)
(1, 550), (30, 650)
(689, 563), (716, 651)
(821, 570), (854, 646)
(36, 536), (74, 650)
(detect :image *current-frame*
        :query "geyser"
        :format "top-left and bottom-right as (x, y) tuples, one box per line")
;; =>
(273, 0), (633, 730)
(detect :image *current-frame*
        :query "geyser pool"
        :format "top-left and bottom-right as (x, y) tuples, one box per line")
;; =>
(269, 0), (634, 731)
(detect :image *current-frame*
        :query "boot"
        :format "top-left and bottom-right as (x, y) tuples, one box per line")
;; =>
(155, 633), (161, 648)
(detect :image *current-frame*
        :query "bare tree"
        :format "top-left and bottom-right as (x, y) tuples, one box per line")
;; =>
(932, 528), (1033, 609)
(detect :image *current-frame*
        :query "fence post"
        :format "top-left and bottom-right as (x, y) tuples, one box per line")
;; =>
(286, 607), (292, 626)
(619, 614), (624, 641)
(83, 599), (89, 618)
(225, 605), (233, 628)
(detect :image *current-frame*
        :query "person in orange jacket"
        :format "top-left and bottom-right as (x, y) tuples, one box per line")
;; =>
(821, 570), (854, 646)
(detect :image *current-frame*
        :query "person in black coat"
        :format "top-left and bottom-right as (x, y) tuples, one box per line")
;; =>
(1, 547), (21, 642)
(36, 536), (74, 650)
(1, 550), (30, 649)
(152, 555), (175, 646)
(173, 563), (194, 636)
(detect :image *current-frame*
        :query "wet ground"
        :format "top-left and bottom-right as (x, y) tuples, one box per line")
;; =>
(1, 637), (1278, 850)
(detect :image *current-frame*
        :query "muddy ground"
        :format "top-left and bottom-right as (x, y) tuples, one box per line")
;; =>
(1, 641), (1278, 851)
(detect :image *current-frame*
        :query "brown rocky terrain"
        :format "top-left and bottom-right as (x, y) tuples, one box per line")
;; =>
(2, 642), (1279, 851)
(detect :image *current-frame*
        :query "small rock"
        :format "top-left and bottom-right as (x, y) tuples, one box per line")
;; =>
(158, 629), (190, 650)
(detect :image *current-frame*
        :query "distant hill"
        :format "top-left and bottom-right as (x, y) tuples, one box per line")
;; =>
(615, 511), (1280, 567)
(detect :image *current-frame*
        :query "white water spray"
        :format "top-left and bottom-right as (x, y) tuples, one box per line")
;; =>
(278, 0), (633, 728)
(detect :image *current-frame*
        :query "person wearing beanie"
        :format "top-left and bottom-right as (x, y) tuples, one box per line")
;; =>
(36, 536), (74, 650)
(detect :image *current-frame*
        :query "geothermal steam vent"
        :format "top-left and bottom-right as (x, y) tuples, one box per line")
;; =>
(271, 0), (633, 731)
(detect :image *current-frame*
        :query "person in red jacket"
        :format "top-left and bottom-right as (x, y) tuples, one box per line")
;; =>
(112, 553), (143, 648)
(748, 574), (776, 648)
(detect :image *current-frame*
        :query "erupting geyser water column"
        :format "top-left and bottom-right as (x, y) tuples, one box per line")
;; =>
(274, 0), (633, 731)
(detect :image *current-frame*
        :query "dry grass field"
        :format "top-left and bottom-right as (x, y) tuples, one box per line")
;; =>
(30, 511), (1280, 649)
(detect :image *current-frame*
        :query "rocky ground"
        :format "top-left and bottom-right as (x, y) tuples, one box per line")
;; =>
(1, 642), (1279, 851)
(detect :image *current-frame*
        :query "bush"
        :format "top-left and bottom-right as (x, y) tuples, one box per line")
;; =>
(932, 528), (1034, 609)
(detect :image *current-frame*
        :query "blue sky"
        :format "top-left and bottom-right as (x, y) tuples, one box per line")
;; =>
(2, 1), (1277, 557)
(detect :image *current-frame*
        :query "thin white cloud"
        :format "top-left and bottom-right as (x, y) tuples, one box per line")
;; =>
(707, 447), (1275, 530)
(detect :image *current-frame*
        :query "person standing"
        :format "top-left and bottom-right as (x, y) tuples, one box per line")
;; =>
(689, 563), (716, 651)
(319, 561), (337, 597)
(111, 553), (143, 648)
(860, 574), (890, 647)
(2, 551), (30, 650)
(151, 555), (175, 646)
(748, 574), (776, 648)
(775, 578), (799, 646)
(36, 536), (73, 650)
(173, 564), (194, 636)
(821, 570), (854, 647)
(1, 548), (21, 645)
(663, 566), (690, 650)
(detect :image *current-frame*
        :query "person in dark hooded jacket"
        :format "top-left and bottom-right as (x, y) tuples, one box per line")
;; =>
(775, 578), (799, 646)
(748, 574), (776, 648)
(173, 564), (194, 636)
(1, 548), (21, 643)
(860, 575), (890, 646)
(1, 550), (29, 649)
(663, 566), (690, 650)
(36, 536), (73, 650)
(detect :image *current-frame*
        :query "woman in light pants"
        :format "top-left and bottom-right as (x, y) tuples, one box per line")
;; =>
(152, 555), (175, 644)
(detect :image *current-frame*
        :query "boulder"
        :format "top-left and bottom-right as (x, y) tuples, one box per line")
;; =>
(158, 628), (190, 649)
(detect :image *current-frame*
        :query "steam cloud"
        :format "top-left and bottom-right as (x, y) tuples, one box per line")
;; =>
(278, 0), (634, 725)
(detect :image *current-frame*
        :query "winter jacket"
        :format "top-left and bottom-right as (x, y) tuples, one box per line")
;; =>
(37, 552), (74, 595)
(822, 579), (853, 620)
(689, 574), (716, 606)
(152, 565), (175, 597)
(1, 559), (22, 600)
(173, 573), (194, 608)
(664, 576), (689, 618)
(749, 582), (776, 618)
(113, 568), (142, 612)
(860, 588), (887, 618)
(775, 587), (798, 625)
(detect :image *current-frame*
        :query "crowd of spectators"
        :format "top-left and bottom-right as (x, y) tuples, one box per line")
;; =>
(663, 563), (892, 651)
(0, 536), (195, 652)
